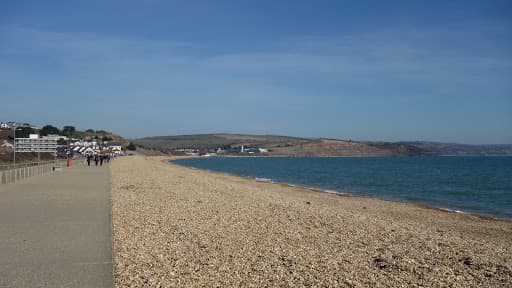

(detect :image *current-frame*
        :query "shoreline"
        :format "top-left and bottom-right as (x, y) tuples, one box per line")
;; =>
(112, 156), (512, 287)
(168, 158), (511, 223)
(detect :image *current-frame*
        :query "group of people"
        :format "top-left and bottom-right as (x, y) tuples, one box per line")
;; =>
(86, 154), (110, 166)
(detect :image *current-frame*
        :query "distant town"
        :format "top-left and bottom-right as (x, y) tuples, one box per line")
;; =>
(172, 146), (269, 157)
(0, 121), (134, 164)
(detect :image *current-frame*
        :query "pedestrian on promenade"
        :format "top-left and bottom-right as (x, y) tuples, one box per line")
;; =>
(87, 155), (91, 166)
(100, 155), (104, 166)
(94, 154), (99, 166)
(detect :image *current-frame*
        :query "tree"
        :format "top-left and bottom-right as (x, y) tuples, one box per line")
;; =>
(12, 127), (35, 138)
(102, 136), (113, 141)
(126, 142), (137, 151)
(73, 131), (86, 139)
(85, 129), (95, 133)
(40, 125), (60, 136)
(62, 126), (76, 137)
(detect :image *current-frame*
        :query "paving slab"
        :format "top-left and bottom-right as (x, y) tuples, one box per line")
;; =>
(0, 162), (113, 288)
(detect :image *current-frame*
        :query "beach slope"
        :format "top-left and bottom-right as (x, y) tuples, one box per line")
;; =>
(110, 156), (512, 287)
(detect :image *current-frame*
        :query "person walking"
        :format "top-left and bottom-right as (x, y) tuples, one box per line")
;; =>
(100, 155), (104, 166)
(94, 154), (99, 166)
(86, 155), (91, 166)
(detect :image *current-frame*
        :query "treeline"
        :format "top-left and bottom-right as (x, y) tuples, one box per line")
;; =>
(8, 125), (114, 141)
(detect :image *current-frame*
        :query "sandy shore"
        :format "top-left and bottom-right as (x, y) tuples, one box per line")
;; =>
(110, 156), (512, 287)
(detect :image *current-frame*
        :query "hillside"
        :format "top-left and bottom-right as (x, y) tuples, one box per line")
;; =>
(401, 142), (512, 156)
(265, 139), (431, 157)
(0, 126), (127, 164)
(134, 134), (432, 157)
(134, 134), (311, 150)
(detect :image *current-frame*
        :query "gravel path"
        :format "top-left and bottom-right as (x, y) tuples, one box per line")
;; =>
(111, 156), (512, 287)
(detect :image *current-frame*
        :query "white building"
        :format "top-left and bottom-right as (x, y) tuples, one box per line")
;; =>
(15, 135), (58, 153)
(42, 134), (68, 141)
(1, 140), (14, 148)
(105, 142), (123, 156)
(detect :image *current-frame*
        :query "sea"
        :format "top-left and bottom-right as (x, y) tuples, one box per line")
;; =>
(170, 156), (512, 220)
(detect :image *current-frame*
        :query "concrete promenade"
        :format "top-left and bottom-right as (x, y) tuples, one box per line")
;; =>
(0, 161), (113, 287)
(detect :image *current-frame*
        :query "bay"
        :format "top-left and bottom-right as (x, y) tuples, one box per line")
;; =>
(171, 156), (512, 220)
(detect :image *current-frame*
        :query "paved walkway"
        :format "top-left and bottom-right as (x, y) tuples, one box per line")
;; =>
(0, 162), (113, 288)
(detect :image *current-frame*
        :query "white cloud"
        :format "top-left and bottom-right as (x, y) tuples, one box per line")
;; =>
(2, 23), (510, 88)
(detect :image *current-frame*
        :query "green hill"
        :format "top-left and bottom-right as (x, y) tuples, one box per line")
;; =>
(134, 134), (433, 156)
(134, 134), (310, 150)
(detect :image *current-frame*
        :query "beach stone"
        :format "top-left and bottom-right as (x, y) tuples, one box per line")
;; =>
(373, 256), (394, 270)
(463, 257), (473, 266)
(110, 156), (512, 287)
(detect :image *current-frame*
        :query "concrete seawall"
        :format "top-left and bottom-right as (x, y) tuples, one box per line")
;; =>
(1, 162), (61, 184)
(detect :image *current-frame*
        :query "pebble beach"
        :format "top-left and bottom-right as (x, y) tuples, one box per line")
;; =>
(110, 156), (512, 287)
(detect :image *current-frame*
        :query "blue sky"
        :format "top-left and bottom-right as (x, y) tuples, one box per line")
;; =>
(1, 1), (511, 144)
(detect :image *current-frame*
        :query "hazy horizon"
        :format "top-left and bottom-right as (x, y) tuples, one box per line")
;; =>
(1, 1), (511, 145)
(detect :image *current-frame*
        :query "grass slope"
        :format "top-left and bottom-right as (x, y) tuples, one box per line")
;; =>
(135, 134), (432, 156)
(401, 142), (512, 156)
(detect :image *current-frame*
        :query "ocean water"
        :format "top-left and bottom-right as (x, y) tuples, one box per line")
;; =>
(171, 157), (512, 220)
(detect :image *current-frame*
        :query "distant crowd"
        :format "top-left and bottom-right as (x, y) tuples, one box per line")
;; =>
(86, 154), (110, 167)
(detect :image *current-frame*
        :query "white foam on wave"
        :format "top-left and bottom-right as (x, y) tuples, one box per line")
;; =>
(282, 183), (348, 196)
(439, 207), (467, 214)
(255, 178), (273, 183)
(323, 189), (345, 195)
